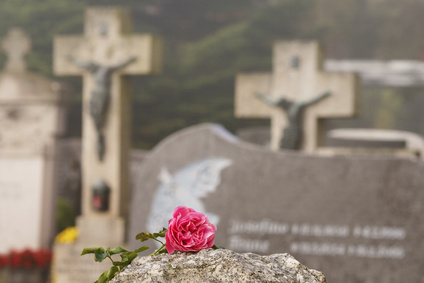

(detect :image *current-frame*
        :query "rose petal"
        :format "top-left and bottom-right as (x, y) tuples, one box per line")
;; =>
(166, 206), (217, 252)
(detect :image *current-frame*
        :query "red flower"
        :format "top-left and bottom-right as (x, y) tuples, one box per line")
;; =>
(1, 248), (52, 269)
(10, 250), (21, 269)
(165, 206), (216, 254)
(34, 249), (52, 268)
(21, 249), (34, 269)
(0, 254), (8, 267)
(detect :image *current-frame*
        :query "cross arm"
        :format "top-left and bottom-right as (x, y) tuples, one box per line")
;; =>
(67, 55), (97, 72)
(54, 36), (88, 76)
(313, 72), (359, 117)
(235, 73), (273, 118)
(116, 35), (162, 75)
(255, 92), (277, 106)
(109, 56), (137, 71)
(300, 90), (331, 107)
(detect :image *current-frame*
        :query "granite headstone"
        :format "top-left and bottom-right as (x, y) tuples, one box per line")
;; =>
(129, 123), (424, 283)
(0, 28), (65, 253)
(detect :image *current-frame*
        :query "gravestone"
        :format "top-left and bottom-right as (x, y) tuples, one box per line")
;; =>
(235, 41), (359, 152)
(51, 6), (161, 283)
(325, 59), (424, 87)
(129, 123), (424, 283)
(323, 128), (424, 159)
(0, 28), (66, 253)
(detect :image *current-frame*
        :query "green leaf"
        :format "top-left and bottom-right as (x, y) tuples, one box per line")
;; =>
(112, 261), (128, 267)
(126, 252), (138, 262)
(158, 227), (168, 237)
(135, 232), (154, 242)
(157, 247), (169, 255)
(96, 271), (109, 283)
(81, 247), (103, 256)
(95, 249), (109, 262)
(134, 246), (149, 253)
(212, 245), (225, 250)
(109, 247), (128, 255)
(120, 251), (137, 263)
(106, 266), (119, 280)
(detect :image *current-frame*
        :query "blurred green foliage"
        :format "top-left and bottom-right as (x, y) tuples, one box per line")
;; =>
(1, 0), (424, 148)
(56, 197), (77, 232)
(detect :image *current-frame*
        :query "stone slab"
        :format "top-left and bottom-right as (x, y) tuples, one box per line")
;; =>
(327, 137), (406, 148)
(128, 123), (424, 283)
(0, 157), (44, 252)
(76, 215), (125, 246)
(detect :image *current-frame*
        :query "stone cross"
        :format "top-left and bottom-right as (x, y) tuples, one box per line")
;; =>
(54, 7), (161, 220)
(235, 41), (359, 152)
(2, 28), (31, 72)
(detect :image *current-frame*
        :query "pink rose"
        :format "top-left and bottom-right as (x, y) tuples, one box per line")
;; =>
(165, 206), (216, 254)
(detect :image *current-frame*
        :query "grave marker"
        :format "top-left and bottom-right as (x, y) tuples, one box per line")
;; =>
(129, 123), (424, 282)
(52, 7), (161, 283)
(235, 41), (359, 152)
(0, 28), (65, 252)
(323, 128), (424, 159)
(54, 6), (161, 222)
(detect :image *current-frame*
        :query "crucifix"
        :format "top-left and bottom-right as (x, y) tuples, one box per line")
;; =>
(54, 7), (161, 221)
(235, 41), (359, 152)
(2, 27), (31, 72)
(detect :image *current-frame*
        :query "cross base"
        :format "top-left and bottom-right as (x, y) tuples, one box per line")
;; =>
(76, 215), (125, 247)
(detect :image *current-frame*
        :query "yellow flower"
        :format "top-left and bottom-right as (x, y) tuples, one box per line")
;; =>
(55, 227), (78, 244)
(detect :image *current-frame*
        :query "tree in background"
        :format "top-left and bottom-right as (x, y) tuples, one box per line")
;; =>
(1, 0), (424, 148)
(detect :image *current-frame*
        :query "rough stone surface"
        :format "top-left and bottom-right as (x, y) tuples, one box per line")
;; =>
(111, 249), (327, 283)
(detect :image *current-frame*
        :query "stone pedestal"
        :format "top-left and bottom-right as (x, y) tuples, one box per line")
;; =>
(0, 268), (49, 283)
(52, 243), (113, 283)
(76, 215), (125, 246)
(52, 216), (126, 283)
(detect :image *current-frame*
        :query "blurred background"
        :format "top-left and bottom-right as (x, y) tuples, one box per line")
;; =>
(1, 0), (424, 149)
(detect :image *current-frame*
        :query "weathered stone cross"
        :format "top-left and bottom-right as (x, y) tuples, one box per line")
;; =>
(54, 7), (161, 220)
(235, 41), (359, 152)
(2, 28), (31, 72)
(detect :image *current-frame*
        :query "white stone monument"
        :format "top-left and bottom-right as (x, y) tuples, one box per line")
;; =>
(52, 7), (161, 283)
(325, 59), (424, 87)
(235, 41), (359, 152)
(322, 128), (424, 159)
(0, 28), (65, 253)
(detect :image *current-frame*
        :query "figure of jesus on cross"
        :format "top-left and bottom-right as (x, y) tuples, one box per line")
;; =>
(235, 41), (358, 152)
(54, 7), (161, 218)
(68, 55), (137, 161)
(255, 91), (331, 149)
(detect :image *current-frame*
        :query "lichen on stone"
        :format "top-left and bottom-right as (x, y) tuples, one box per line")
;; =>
(110, 249), (327, 283)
